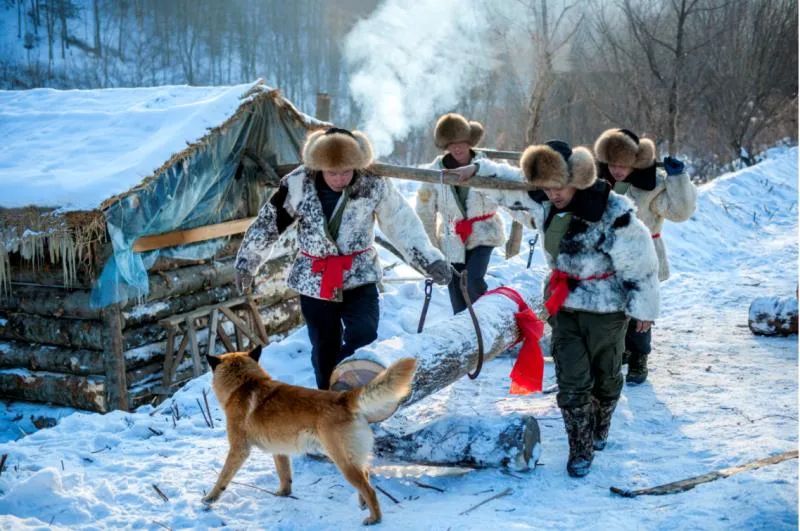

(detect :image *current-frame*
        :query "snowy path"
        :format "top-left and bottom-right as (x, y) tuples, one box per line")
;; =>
(0, 148), (797, 530)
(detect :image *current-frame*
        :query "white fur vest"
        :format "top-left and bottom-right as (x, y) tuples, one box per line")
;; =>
(236, 167), (444, 301)
(415, 153), (505, 263)
(476, 158), (660, 321)
(609, 169), (696, 281)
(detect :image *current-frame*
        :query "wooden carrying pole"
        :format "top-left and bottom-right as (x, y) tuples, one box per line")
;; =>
(369, 162), (535, 191)
(476, 148), (522, 161)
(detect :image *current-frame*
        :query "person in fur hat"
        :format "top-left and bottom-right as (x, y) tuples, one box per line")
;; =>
(594, 128), (697, 385)
(235, 127), (451, 389)
(447, 140), (659, 478)
(415, 113), (505, 314)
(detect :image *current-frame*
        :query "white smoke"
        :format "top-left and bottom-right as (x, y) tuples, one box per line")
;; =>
(344, 0), (509, 157)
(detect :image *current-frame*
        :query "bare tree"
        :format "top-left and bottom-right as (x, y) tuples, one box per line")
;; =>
(521, 0), (584, 144)
(700, 0), (798, 164)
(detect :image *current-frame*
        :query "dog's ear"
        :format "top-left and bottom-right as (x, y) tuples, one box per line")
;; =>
(206, 355), (221, 372)
(248, 345), (263, 363)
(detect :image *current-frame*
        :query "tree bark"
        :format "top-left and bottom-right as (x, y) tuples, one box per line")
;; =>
(374, 413), (541, 471)
(0, 340), (103, 375)
(0, 368), (106, 412)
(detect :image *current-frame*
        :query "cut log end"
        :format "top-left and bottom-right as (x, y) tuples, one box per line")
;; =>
(330, 359), (398, 423)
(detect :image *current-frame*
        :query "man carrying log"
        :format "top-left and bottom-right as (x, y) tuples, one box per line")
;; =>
(415, 113), (505, 314)
(449, 140), (660, 478)
(235, 127), (451, 389)
(594, 128), (697, 385)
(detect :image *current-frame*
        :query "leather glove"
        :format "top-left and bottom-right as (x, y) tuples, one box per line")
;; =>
(663, 156), (685, 176)
(425, 260), (452, 286)
(235, 270), (255, 295)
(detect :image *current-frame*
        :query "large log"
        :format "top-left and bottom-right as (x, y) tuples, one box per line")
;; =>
(0, 311), (105, 350)
(0, 368), (107, 412)
(748, 296), (798, 336)
(0, 340), (104, 374)
(374, 413), (541, 471)
(330, 281), (543, 418)
(0, 285), (100, 320)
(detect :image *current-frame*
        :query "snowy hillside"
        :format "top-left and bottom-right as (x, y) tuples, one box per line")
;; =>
(0, 148), (797, 529)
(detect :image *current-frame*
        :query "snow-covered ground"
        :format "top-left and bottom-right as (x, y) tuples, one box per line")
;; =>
(0, 148), (797, 529)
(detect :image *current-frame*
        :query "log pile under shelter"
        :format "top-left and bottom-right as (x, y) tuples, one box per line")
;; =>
(0, 81), (324, 411)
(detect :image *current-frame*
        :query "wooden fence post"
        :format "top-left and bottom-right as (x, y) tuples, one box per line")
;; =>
(103, 304), (129, 411)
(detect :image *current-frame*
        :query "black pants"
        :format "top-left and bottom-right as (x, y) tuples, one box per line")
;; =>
(448, 245), (493, 314)
(299, 283), (380, 390)
(625, 319), (652, 355)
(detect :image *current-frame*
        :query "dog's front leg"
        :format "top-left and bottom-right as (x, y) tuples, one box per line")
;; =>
(273, 454), (293, 496)
(203, 444), (251, 504)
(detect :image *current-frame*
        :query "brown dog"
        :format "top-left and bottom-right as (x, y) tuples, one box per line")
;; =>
(203, 346), (416, 525)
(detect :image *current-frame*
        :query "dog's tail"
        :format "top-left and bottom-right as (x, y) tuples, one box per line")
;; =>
(355, 358), (416, 419)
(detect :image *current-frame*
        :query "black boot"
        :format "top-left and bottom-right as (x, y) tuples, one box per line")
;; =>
(591, 398), (618, 451)
(626, 351), (648, 385)
(561, 404), (594, 477)
(622, 350), (630, 365)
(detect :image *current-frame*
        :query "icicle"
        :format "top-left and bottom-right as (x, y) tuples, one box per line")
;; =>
(0, 244), (10, 298)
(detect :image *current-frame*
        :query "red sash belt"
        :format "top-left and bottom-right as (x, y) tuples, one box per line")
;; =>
(454, 212), (495, 243)
(302, 248), (370, 300)
(484, 286), (545, 395)
(651, 233), (661, 239)
(545, 270), (615, 317)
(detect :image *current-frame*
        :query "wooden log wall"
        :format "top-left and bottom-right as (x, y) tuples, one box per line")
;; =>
(0, 252), (302, 412)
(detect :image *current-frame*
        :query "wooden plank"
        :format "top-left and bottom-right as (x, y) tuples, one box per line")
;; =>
(103, 304), (129, 411)
(185, 316), (203, 377)
(207, 309), (220, 357)
(219, 306), (262, 347)
(132, 218), (256, 252)
(168, 332), (190, 384)
(216, 322), (236, 353)
(248, 298), (269, 344)
(161, 326), (176, 387)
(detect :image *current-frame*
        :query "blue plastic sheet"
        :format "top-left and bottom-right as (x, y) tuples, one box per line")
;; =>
(90, 115), (252, 308)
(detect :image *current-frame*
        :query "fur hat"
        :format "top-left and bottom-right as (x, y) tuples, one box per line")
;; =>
(434, 113), (485, 149)
(594, 128), (656, 169)
(302, 127), (374, 171)
(520, 140), (597, 190)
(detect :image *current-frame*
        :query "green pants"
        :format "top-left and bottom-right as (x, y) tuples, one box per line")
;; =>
(551, 310), (628, 409)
